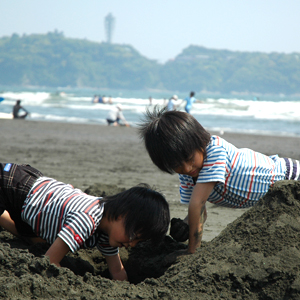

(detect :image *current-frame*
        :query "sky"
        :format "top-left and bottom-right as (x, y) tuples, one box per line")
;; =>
(1, 0), (300, 63)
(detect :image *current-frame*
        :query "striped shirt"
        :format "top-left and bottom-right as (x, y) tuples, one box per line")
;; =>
(21, 177), (118, 256)
(179, 135), (287, 208)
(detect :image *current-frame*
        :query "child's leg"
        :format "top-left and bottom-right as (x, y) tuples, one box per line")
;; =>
(0, 210), (19, 237)
(0, 210), (46, 244)
(284, 158), (300, 180)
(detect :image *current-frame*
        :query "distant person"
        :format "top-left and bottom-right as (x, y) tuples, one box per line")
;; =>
(183, 91), (197, 114)
(92, 95), (108, 104)
(166, 95), (179, 111)
(0, 162), (170, 281)
(106, 104), (130, 127)
(149, 96), (153, 106)
(92, 95), (99, 103)
(101, 95), (107, 104)
(13, 100), (29, 119)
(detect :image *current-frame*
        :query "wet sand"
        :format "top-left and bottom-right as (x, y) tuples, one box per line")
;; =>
(0, 119), (300, 299)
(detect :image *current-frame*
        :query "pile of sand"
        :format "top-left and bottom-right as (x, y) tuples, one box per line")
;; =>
(1, 181), (300, 299)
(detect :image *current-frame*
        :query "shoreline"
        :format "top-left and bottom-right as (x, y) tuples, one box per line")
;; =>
(1, 119), (299, 241)
(3, 114), (300, 138)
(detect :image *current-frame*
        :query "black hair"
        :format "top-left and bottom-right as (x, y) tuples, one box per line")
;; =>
(102, 184), (170, 243)
(138, 106), (211, 174)
(190, 91), (195, 97)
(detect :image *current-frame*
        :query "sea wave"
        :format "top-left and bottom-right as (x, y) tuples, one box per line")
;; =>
(1, 88), (299, 136)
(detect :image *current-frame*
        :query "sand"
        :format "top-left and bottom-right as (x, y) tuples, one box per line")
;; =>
(0, 119), (300, 299)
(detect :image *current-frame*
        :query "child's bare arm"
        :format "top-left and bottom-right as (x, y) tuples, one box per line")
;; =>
(188, 182), (216, 253)
(105, 253), (128, 281)
(45, 237), (70, 266)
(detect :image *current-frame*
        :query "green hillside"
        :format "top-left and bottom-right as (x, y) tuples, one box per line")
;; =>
(162, 46), (300, 94)
(0, 32), (299, 94)
(0, 31), (160, 89)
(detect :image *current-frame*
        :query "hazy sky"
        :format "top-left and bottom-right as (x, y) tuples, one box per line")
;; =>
(1, 0), (300, 62)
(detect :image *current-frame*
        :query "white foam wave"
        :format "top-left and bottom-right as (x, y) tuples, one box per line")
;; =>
(1, 91), (50, 105)
(1, 89), (299, 135)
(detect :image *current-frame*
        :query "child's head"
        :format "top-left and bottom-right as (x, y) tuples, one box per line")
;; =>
(139, 106), (211, 174)
(102, 184), (170, 243)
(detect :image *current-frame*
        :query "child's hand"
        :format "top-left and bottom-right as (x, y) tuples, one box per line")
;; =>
(105, 254), (128, 281)
(110, 268), (128, 281)
(170, 218), (189, 242)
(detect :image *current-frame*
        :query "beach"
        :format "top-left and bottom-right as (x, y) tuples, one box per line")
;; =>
(1, 119), (300, 299)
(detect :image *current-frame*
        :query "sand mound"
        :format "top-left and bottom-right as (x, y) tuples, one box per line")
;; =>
(1, 181), (300, 299)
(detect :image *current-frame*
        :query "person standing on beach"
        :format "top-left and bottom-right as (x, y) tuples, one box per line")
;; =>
(139, 107), (300, 254)
(0, 163), (170, 281)
(13, 100), (29, 119)
(166, 95), (179, 111)
(183, 91), (196, 114)
(106, 104), (130, 127)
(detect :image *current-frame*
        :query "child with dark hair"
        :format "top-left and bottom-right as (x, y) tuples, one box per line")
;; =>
(0, 163), (170, 281)
(139, 107), (300, 254)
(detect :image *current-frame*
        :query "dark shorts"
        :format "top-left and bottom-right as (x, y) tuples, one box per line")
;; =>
(0, 163), (43, 236)
(106, 117), (120, 125)
(283, 158), (300, 180)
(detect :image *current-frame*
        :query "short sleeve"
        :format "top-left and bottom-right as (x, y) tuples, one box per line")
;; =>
(97, 233), (119, 256)
(58, 212), (95, 253)
(197, 145), (227, 184)
(179, 174), (194, 204)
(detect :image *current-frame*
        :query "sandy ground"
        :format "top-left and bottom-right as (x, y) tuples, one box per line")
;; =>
(1, 119), (300, 299)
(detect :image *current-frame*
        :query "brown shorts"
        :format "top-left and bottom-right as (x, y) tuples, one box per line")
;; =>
(0, 163), (43, 236)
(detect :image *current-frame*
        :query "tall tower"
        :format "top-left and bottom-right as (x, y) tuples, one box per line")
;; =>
(104, 13), (115, 44)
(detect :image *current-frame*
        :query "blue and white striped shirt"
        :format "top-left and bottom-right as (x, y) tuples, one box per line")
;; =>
(21, 177), (118, 256)
(179, 136), (287, 208)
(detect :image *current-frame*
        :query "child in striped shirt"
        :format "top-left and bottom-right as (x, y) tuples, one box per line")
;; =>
(0, 163), (170, 281)
(139, 107), (300, 254)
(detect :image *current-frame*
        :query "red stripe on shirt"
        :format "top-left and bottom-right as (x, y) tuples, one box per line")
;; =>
(214, 152), (239, 205)
(31, 180), (51, 194)
(58, 193), (80, 231)
(35, 191), (53, 235)
(203, 161), (226, 168)
(84, 200), (99, 234)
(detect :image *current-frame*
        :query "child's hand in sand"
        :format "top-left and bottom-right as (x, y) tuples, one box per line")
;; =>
(170, 218), (189, 242)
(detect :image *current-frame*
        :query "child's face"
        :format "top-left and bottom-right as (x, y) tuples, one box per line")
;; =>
(108, 216), (142, 249)
(173, 150), (204, 177)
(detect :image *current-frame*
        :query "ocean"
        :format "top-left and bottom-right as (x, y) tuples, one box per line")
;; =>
(1, 86), (300, 137)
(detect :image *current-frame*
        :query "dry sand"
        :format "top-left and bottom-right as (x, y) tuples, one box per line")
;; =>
(0, 119), (300, 299)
